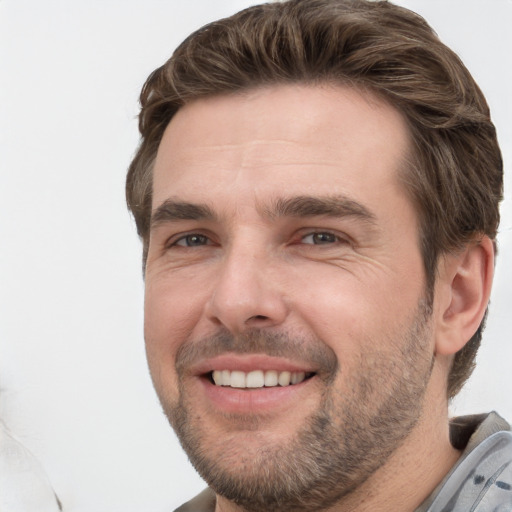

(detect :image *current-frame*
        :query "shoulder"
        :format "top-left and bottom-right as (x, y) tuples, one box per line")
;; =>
(422, 412), (512, 511)
(174, 487), (216, 512)
(0, 422), (62, 511)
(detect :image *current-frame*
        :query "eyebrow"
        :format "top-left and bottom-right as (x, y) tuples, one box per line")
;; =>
(150, 194), (376, 229)
(151, 199), (217, 228)
(263, 195), (377, 223)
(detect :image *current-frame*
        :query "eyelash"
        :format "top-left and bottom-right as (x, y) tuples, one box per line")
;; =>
(169, 233), (213, 248)
(167, 230), (348, 249)
(300, 231), (346, 245)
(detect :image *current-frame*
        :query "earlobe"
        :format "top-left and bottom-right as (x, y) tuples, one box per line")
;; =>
(435, 236), (494, 356)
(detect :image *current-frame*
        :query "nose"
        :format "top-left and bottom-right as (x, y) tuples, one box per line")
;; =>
(205, 244), (289, 334)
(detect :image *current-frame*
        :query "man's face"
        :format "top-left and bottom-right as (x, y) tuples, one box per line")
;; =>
(145, 85), (435, 510)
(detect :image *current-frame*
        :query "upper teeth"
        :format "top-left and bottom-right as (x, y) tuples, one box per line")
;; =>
(212, 370), (307, 388)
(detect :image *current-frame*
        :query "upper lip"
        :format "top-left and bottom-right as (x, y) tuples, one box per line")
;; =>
(189, 353), (317, 377)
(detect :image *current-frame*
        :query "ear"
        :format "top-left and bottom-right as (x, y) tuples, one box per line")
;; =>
(434, 236), (494, 356)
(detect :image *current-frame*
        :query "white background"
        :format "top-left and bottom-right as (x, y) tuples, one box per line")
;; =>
(0, 1), (510, 511)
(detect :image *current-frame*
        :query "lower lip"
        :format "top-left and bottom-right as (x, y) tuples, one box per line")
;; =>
(198, 376), (315, 415)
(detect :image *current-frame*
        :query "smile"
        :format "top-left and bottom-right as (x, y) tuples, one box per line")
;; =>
(192, 356), (320, 414)
(211, 369), (313, 388)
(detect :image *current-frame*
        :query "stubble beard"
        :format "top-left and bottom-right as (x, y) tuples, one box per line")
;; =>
(159, 299), (434, 512)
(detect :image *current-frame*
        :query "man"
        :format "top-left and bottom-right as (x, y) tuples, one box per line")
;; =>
(126, 0), (511, 510)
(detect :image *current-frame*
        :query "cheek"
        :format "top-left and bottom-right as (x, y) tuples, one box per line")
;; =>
(290, 265), (417, 359)
(145, 268), (211, 338)
(143, 274), (209, 390)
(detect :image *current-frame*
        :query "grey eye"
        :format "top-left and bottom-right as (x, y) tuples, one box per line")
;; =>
(302, 232), (337, 244)
(176, 234), (209, 247)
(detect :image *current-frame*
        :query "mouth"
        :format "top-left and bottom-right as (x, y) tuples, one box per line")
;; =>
(208, 369), (316, 389)
(189, 354), (321, 414)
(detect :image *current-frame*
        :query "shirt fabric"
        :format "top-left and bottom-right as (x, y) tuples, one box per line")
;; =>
(174, 412), (512, 511)
(0, 421), (62, 512)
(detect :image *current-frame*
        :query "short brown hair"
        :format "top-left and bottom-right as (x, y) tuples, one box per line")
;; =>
(126, 0), (503, 398)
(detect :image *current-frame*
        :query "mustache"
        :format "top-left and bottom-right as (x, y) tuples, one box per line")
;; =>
(175, 329), (339, 377)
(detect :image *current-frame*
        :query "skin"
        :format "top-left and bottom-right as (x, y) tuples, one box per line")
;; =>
(144, 84), (493, 511)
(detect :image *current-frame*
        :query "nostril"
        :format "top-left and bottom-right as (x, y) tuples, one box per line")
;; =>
(248, 315), (269, 322)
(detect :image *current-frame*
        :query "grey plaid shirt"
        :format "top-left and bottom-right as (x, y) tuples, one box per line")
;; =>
(417, 412), (512, 511)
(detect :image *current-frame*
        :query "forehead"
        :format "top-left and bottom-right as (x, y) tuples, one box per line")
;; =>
(152, 84), (411, 212)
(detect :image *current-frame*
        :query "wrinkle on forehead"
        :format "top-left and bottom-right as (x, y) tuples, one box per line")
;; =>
(161, 83), (408, 152)
(152, 83), (412, 219)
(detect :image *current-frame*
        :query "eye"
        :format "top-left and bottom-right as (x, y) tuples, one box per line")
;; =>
(301, 232), (339, 245)
(173, 234), (211, 247)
